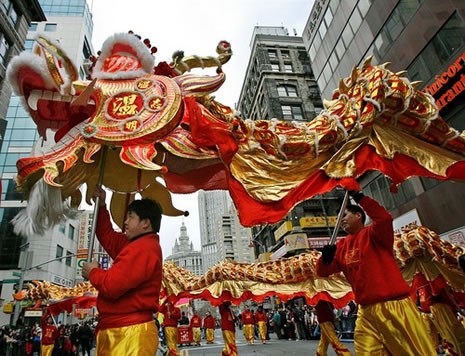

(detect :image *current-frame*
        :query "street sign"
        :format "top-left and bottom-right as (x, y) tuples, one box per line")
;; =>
(12, 271), (22, 277)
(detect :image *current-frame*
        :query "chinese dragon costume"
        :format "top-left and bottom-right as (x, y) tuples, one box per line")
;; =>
(6, 32), (465, 306)
(6, 32), (465, 232)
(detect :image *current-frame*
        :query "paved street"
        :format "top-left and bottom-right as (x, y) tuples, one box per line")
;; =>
(170, 329), (355, 356)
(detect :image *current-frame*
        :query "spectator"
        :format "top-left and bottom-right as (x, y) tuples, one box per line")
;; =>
(179, 311), (189, 326)
(77, 322), (93, 356)
(272, 309), (282, 339)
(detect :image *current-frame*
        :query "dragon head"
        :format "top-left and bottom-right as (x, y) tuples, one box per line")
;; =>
(7, 32), (232, 232)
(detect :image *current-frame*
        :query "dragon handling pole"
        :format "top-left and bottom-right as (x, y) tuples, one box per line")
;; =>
(329, 190), (350, 245)
(87, 146), (108, 262)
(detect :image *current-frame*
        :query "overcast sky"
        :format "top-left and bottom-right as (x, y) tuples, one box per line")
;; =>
(87, 0), (315, 257)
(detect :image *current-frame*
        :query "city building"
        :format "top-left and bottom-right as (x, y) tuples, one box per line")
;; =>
(0, 0), (94, 325)
(165, 221), (202, 276)
(198, 190), (254, 270)
(303, 0), (465, 245)
(236, 26), (346, 260)
(0, 1), (45, 150)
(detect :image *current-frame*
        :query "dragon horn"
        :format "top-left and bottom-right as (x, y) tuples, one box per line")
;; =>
(172, 41), (233, 75)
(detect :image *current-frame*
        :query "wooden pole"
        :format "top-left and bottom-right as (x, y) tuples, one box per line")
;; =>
(87, 146), (108, 262)
(329, 190), (350, 245)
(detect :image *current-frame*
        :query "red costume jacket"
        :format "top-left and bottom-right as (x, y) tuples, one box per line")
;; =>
(160, 302), (181, 327)
(316, 196), (410, 306)
(89, 207), (163, 330)
(255, 310), (267, 323)
(190, 315), (202, 328)
(241, 310), (255, 325)
(315, 300), (335, 324)
(203, 315), (216, 329)
(41, 324), (58, 346)
(219, 304), (236, 332)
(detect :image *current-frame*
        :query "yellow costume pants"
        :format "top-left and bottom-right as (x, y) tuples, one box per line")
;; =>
(257, 321), (267, 342)
(192, 326), (201, 344)
(243, 324), (254, 343)
(95, 320), (158, 356)
(420, 311), (439, 351)
(430, 302), (465, 355)
(355, 297), (436, 355)
(41, 344), (54, 356)
(206, 327), (215, 343)
(316, 321), (352, 356)
(164, 326), (180, 356)
(221, 330), (237, 356)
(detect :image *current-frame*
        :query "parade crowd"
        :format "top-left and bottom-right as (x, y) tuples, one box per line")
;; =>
(0, 318), (96, 356)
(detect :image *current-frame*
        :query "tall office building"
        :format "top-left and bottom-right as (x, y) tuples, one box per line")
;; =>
(0, 0), (94, 325)
(0, 1), (45, 156)
(237, 26), (345, 260)
(303, 0), (465, 244)
(198, 190), (254, 271)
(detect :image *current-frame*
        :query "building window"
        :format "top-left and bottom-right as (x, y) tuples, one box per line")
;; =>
(408, 12), (465, 84)
(268, 50), (277, 59)
(56, 245), (63, 259)
(277, 84), (298, 97)
(0, 35), (11, 66)
(68, 225), (75, 240)
(281, 105), (304, 121)
(1, 0), (18, 26)
(284, 64), (293, 73)
(8, 5), (17, 25)
(281, 50), (290, 58)
(58, 223), (65, 234)
(29, 22), (38, 31)
(65, 251), (72, 266)
(44, 23), (58, 32)
(271, 63), (279, 72)
(24, 39), (34, 51)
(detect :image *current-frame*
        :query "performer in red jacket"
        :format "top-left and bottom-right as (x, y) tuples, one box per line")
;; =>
(241, 307), (255, 344)
(203, 311), (216, 344)
(219, 302), (237, 356)
(316, 191), (435, 355)
(190, 313), (202, 346)
(254, 306), (268, 344)
(82, 186), (163, 356)
(315, 300), (352, 356)
(160, 300), (181, 356)
(40, 313), (58, 356)
(414, 272), (465, 355)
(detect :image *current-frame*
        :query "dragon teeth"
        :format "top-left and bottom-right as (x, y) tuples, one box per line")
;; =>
(27, 89), (87, 111)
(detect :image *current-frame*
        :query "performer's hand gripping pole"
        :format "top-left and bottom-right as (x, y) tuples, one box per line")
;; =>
(87, 146), (108, 262)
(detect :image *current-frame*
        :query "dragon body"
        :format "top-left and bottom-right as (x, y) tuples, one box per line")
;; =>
(13, 225), (465, 307)
(6, 32), (465, 231)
